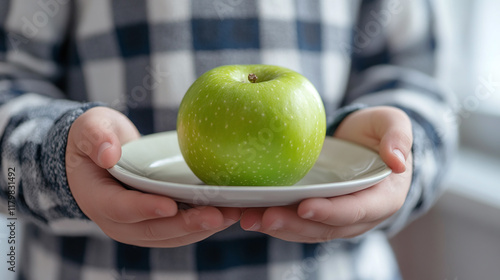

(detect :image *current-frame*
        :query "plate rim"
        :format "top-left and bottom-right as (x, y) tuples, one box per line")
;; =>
(108, 131), (392, 192)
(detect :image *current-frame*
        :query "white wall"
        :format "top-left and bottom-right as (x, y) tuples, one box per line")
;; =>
(434, 0), (500, 114)
(391, 190), (500, 280)
(391, 145), (500, 279)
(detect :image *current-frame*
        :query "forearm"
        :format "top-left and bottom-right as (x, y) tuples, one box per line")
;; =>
(0, 92), (100, 226)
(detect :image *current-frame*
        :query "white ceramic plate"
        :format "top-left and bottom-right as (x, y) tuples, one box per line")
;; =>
(108, 131), (391, 207)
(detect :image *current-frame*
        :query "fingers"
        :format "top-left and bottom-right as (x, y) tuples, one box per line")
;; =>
(101, 188), (179, 223)
(298, 174), (410, 227)
(81, 170), (242, 244)
(111, 207), (240, 241)
(67, 162), (176, 223)
(104, 206), (242, 247)
(298, 196), (369, 226)
(71, 163), (242, 246)
(239, 165), (412, 242)
(297, 195), (390, 227)
(241, 206), (378, 243)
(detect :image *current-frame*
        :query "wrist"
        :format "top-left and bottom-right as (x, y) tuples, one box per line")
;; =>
(327, 103), (367, 136)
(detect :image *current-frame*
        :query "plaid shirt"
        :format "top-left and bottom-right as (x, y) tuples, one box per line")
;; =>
(0, 0), (457, 279)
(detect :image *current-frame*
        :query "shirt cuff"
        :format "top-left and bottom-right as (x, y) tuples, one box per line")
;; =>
(41, 102), (103, 220)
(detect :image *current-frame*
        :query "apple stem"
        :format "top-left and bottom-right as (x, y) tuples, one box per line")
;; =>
(248, 73), (258, 83)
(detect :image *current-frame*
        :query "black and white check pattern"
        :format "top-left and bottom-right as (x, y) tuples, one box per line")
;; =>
(0, 0), (457, 279)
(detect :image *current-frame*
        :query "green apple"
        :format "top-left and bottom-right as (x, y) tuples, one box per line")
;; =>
(177, 64), (326, 186)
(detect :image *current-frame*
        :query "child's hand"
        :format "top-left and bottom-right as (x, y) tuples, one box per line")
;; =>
(240, 106), (413, 242)
(66, 107), (241, 247)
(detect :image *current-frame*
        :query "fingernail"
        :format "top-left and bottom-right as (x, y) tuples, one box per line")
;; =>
(224, 218), (237, 227)
(268, 219), (284, 231)
(201, 222), (212, 230)
(155, 209), (169, 217)
(300, 210), (314, 220)
(246, 221), (261, 231)
(97, 142), (112, 166)
(393, 149), (405, 165)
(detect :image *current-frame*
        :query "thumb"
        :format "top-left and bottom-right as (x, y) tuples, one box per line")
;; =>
(376, 110), (413, 174)
(69, 107), (140, 169)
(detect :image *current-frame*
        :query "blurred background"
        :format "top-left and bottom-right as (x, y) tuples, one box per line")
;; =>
(1, 1), (499, 279)
(391, 0), (500, 279)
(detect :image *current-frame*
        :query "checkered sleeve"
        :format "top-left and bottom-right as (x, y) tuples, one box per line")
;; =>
(339, 0), (458, 236)
(0, 1), (99, 230)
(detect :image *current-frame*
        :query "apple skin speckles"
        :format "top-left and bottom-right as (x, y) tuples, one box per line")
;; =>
(177, 64), (326, 186)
